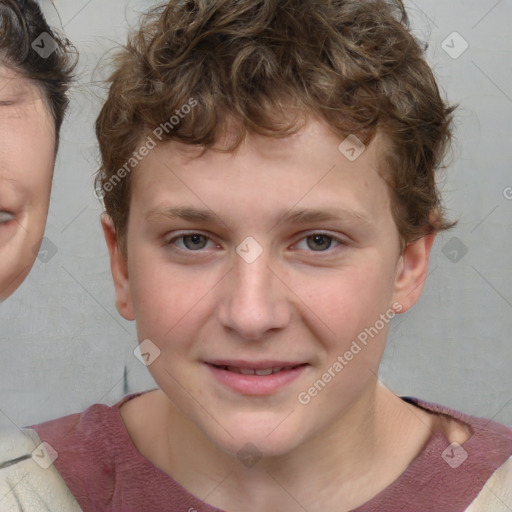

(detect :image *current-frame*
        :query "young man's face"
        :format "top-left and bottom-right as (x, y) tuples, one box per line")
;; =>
(106, 118), (432, 457)
(0, 67), (55, 300)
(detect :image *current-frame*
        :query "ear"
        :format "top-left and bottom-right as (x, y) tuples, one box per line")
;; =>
(101, 214), (135, 321)
(392, 233), (435, 313)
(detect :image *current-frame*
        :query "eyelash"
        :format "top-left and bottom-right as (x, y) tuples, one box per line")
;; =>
(165, 231), (347, 255)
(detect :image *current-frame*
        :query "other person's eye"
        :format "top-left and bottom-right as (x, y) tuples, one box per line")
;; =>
(0, 211), (15, 224)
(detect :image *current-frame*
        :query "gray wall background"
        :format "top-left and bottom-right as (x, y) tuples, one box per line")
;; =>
(0, 0), (511, 430)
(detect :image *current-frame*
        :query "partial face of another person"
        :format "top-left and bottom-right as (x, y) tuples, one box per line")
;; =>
(0, 66), (56, 300)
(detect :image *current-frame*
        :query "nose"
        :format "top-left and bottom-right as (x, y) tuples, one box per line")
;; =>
(216, 249), (291, 340)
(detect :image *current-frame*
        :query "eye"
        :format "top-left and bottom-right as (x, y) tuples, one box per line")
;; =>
(168, 233), (215, 251)
(0, 211), (15, 224)
(294, 232), (343, 252)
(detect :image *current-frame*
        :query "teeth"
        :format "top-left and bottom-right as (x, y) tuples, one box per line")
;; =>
(218, 365), (298, 375)
(255, 368), (273, 376)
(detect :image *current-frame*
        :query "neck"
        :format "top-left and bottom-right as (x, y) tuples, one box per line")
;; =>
(149, 382), (434, 512)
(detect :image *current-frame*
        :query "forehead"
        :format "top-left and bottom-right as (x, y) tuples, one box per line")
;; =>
(0, 64), (51, 116)
(0, 65), (34, 94)
(130, 119), (393, 228)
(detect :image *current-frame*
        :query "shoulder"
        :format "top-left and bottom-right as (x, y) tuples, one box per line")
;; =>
(406, 397), (512, 456)
(30, 393), (147, 510)
(401, 397), (512, 510)
(0, 426), (81, 511)
(32, 393), (145, 453)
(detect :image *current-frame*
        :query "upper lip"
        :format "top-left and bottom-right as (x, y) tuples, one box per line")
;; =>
(206, 360), (307, 369)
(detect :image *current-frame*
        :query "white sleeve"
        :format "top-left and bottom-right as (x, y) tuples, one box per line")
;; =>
(0, 427), (81, 512)
(465, 456), (512, 512)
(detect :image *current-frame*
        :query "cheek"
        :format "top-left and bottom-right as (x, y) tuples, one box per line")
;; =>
(0, 106), (55, 211)
(23, 112), (55, 207)
(292, 262), (396, 335)
(16, 124), (55, 248)
(128, 250), (212, 341)
(0, 107), (55, 299)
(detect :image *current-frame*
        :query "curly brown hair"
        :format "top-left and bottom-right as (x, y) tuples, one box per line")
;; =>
(96, 0), (456, 251)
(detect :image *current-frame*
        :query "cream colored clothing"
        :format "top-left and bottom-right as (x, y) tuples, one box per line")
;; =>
(0, 427), (81, 512)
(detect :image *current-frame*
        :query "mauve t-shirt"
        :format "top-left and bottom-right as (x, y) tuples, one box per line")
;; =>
(32, 393), (512, 512)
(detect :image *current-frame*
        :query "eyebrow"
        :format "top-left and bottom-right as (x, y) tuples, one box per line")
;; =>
(146, 207), (216, 223)
(278, 208), (371, 226)
(145, 206), (372, 228)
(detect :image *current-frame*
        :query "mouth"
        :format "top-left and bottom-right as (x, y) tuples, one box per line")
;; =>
(209, 363), (306, 375)
(205, 361), (310, 395)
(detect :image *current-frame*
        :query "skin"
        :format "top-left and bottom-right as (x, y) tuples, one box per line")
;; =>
(0, 66), (56, 300)
(104, 118), (470, 511)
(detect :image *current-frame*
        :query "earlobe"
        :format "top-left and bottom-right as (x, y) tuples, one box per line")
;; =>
(392, 233), (435, 313)
(101, 214), (135, 321)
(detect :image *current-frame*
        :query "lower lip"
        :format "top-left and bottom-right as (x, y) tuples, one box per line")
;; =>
(206, 363), (308, 396)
